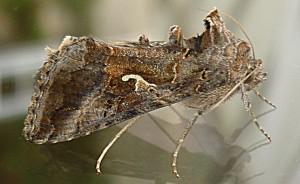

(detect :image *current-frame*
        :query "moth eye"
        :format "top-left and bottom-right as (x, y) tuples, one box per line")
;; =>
(244, 72), (256, 84)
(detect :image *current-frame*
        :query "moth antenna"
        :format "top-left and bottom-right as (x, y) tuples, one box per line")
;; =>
(219, 11), (277, 111)
(96, 116), (140, 174)
(220, 12), (256, 59)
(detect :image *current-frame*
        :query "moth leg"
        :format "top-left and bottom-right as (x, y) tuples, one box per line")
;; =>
(241, 85), (271, 142)
(96, 116), (140, 174)
(253, 89), (276, 109)
(168, 25), (184, 47)
(172, 111), (201, 178)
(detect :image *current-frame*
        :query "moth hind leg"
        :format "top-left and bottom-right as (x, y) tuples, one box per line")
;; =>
(96, 116), (140, 174)
(172, 110), (202, 178)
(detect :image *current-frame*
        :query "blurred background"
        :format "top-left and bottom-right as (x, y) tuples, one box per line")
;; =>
(0, 0), (299, 183)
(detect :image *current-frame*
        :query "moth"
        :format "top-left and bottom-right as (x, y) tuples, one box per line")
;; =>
(23, 8), (275, 177)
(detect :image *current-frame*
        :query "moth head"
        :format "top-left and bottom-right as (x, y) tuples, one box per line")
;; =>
(243, 58), (267, 91)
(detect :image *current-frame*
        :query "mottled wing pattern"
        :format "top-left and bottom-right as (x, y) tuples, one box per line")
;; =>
(23, 8), (265, 144)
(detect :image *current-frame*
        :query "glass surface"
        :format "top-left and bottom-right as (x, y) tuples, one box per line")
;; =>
(0, 0), (299, 183)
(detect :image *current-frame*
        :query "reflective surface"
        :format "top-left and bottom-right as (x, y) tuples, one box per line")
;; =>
(0, 104), (270, 184)
(1, 0), (300, 183)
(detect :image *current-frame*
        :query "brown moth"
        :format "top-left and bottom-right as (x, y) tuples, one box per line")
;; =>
(23, 8), (275, 177)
